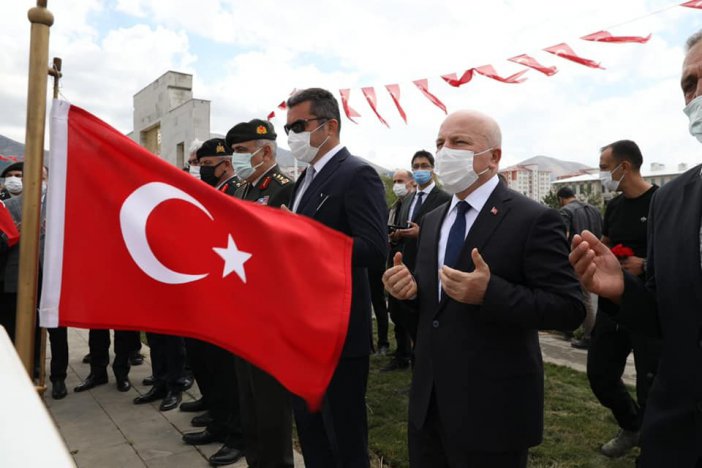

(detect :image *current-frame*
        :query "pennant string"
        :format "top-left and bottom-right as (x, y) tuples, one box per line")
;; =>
(339, 89), (361, 124)
(361, 87), (390, 128)
(384, 84), (407, 124)
(412, 79), (447, 114)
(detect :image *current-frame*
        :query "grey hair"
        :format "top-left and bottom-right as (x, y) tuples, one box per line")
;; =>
(255, 139), (277, 159)
(686, 29), (702, 51)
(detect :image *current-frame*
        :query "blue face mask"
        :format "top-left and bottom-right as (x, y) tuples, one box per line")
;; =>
(413, 170), (432, 185)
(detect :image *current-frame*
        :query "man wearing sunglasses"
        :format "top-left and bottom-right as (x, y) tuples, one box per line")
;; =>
(285, 88), (387, 468)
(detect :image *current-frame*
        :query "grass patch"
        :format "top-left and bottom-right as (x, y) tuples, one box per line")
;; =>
(366, 354), (639, 467)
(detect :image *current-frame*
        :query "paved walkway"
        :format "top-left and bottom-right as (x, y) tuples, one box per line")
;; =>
(43, 328), (635, 467)
(43, 328), (304, 467)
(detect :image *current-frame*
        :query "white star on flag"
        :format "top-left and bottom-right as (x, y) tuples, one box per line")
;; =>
(213, 234), (252, 283)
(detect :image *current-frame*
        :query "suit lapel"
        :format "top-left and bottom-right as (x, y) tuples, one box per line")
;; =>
(297, 148), (348, 215)
(423, 203), (448, 313)
(436, 183), (511, 313)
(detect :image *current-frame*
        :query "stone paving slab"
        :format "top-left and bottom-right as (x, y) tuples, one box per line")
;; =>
(43, 328), (307, 467)
(42, 328), (633, 467)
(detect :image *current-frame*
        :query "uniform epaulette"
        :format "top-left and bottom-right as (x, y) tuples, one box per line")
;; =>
(272, 172), (291, 186)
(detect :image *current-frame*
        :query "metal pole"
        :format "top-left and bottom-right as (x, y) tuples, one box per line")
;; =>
(15, 1), (53, 376)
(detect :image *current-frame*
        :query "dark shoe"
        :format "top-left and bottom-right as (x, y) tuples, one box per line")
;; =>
(116, 377), (132, 392)
(570, 337), (591, 350)
(142, 375), (155, 386)
(74, 373), (108, 392)
(381, 358), (410, 372)
(180, 397), (207, 412)
(191, 412), (213, 427)
(176, 375), (194, 391)
(51, 380), (67, 400)
(208, 445), (244, 466)
(182, 429), (226, 446)
(129, 351), (144, 366)
(133, 386), (167, 404)
(82, 353), (91, 364)
(159, 390), (182, 411)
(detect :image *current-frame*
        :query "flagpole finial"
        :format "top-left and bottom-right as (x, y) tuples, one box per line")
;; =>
(28, 3), (54, 27)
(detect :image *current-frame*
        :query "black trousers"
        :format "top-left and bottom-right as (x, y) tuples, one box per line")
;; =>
(587, 313), (661, 431)
(145, 332), (185, 391)
(387, 297), (412, 361)
(368, 265), (389, 350)
(89, 329), (140, 379)
(47, 327), (68, 383)
(203, 345), (243, 446)
(409, 393), (528, 468)
(184, 337), (216, 406)
(293, 356), (370, 468)
(235, 357), (293, 468)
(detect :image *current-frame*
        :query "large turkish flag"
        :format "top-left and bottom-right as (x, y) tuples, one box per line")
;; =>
(40, 100), (353, 409)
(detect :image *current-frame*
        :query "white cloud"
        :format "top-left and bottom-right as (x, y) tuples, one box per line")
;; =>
(1, 0), (700, 175)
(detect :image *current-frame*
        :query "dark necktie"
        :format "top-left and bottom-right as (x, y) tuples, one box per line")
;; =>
(443, 201), (470, 268)
(411, 192), (425, 222)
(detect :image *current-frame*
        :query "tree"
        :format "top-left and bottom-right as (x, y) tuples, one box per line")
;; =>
(542, 190), (560, 209)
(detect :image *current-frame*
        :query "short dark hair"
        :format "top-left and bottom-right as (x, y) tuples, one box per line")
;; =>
(411, 150), (434, 167)
(286, 88), (342, 133)
(600, 139), (643, 170)
(686, 29), (702, 51)
(556, 187), (575, 199)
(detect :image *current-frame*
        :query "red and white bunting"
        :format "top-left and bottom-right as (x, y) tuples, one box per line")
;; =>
(361, 87), (389, 128)
(441, 70), (475, 87)
(413, 79), (447, 114)
(581, 30), (651, 43)
(339, 88), (361, 124)
(384, 84), (407, 123)
(474, 65), (529, 83)
(681, 0), (702, 9)
(508, 54), (558, 76)
(544, 43), (605, 69)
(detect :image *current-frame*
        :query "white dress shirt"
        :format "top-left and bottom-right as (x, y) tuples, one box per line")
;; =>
(437, 175), (499, 298)
(292, 143), (344, 212)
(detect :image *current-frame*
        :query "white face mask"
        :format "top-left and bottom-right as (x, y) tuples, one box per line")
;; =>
(684, 95), (702, 143)
(4, 176), (22, 195)
(392, 183), (409, 198)
(599, 163), (624, 192)
(232, 147), (264, 180)
(188, 165), (200, 179)
(434, 147), (492, 194)
(287, 123), (329, 163)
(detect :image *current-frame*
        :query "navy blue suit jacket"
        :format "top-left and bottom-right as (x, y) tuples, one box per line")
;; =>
(291, 147), (388, 357)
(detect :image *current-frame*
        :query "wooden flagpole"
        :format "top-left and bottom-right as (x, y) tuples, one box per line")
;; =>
(15, 0), (53, 376)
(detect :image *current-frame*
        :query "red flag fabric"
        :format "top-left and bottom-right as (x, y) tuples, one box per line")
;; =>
(277, 100), (287, 110)
(40, 100), (353, 410)
(474, 65), (529, 83)
(361, 87), (389, 128)
(0, 202), (19, 247)
(266, 110), (275, 120)
(681, 1), (702, 9)
(441, 70), (475, 87)
(384, 84), (407, 123)
(544, 43), (605, 69)
(580, 30), (651, 44)
(508, 54), (558, 76)
(339, 89), (361, 124)
(412, 79), (447, 114)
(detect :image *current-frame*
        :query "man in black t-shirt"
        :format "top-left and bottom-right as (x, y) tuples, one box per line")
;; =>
(587, 140), (662, 458)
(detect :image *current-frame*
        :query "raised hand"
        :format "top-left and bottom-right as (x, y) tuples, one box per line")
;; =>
(382, 252), (417, 300)
(439, 248), (490, 304)
(569, 230), (624, 301)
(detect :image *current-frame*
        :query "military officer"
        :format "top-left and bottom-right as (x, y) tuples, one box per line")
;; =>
(196, 137), (241, 195)
(210, 119), (295, 468)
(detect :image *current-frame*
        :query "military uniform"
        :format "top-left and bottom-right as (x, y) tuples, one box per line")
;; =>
(233, 165), (293, 208)
(217, 174), (242, 197)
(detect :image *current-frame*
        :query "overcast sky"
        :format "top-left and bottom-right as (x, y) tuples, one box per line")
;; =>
(1, 0), (701, 171)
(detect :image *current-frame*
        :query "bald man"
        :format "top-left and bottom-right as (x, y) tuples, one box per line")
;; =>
(384, 110), (584, 467)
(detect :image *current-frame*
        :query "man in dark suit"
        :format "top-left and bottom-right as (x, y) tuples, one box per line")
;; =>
(384, 151), (450, 371)
(384, 109), (584, 467)
(286, 88), (387, 468)
(570, 29), (702, 467)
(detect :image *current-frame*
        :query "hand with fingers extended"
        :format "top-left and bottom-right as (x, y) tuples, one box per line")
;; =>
(382, 252), (417, 300)
(569, 230), (624, 301)
(439, 248), (490, 305)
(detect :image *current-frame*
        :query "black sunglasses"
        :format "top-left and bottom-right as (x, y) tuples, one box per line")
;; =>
(284, 117), (327, 135)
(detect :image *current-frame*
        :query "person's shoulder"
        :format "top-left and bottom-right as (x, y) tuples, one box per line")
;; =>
(264, 168), (292, 188)
(430, 185), (451, 202)
(655, 164), (701, 198)
(504, 185), (548, 212)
